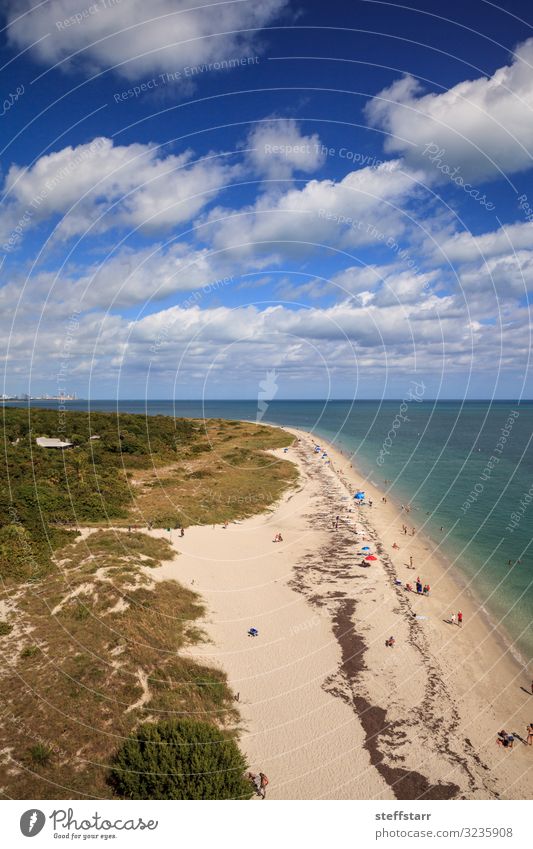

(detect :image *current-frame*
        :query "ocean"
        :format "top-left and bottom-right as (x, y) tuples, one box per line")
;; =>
(5, 398), (532, 663)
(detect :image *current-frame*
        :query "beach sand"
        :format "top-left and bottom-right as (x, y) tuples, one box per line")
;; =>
(145, 426), (532, 800)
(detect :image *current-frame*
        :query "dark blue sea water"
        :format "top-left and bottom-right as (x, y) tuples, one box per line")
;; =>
(6, 398), (532, 662)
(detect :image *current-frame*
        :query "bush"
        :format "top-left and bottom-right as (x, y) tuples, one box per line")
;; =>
(21, 645), (40, 658)
(0, 524), (37, 581)
(109, 719), (252, 800)
(28, 743), (53, 767)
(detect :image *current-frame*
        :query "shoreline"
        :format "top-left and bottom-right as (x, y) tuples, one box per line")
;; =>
(283, 425), (531, 796)
(291, 424), (530, 674)
(289, 421), (530, 671)
(138, 420), (532, 799)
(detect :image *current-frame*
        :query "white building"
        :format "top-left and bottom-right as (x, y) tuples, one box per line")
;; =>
(36, 437), (73, 449)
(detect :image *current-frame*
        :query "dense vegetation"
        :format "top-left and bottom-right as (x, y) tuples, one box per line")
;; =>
(0, 407), (196, 580)
(0, 407), (295, 583)
(110, 719), (252, 800)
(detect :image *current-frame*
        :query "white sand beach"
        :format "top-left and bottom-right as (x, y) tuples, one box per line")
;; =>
(145, 426), (533, 800)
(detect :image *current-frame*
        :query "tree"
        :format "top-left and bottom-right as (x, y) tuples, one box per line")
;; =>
(109, 719), (252, 800)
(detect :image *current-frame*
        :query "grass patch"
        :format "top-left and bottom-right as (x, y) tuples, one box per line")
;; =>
(128, 418), (297, 528)
(27, 743), (54, 768)
(0, 530), (238, 799)
(20, 645), (41, 659)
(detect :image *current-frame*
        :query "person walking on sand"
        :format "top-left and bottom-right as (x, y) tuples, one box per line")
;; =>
(259, 772), (269, 799)
(526, 723), (533, 745)
(409, 555), (413, 567)
(451, 613), (456, 626)
(457, 610), (463, 627)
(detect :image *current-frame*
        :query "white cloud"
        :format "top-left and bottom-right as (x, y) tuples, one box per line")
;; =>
(2, 277), (531, 397)
(459, 250), (533, 298)
(246, 119), (326, 181)
(206, 160), (420, 257)
(365, 39), (533, 182)
(5, 0), (288, 80)
(430, 220), (533, 264)
(0, 137), (237, 246)
(72, 243), (237, 309)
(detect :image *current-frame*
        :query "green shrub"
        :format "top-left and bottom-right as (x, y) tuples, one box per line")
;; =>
(21, 645), (40, 658)
(109, 719), (252, 800)
(28, 743), (53, 767)
(0, 524), (37, 581)
(0, 621), (13, 636)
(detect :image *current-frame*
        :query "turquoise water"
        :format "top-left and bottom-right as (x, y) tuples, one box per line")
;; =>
(6, 399), (532, 662)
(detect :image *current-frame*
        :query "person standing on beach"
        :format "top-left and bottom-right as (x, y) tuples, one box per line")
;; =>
(457, 611), (463, 627)
(451, 613), (456, 626)
(526, 723), (533, 745)
(248, 772), (262, 796)
(409, 555), (413, 567)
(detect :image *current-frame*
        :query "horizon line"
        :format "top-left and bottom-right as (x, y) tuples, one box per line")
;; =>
(4, 398), (530, 403)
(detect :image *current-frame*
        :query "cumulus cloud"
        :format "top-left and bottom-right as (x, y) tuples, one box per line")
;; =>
(3, 279), (522, 384)
(5, 0), (287, 80)
(0, 137), (237, 246)
(459, 251), (533, 298)
(71, 243), (239, 309)
(329, 266), (436, 307)
(365, 39), (533, 182)
(206, 160), (421, 257)
(430, 220), (533, 264)
(246, 119), (326, 181)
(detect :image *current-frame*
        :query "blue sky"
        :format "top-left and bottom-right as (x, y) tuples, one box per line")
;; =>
(1, 0), (532, 399)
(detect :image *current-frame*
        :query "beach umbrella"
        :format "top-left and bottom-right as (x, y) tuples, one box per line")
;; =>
(365, 555), (377, 561)
(361, 546), (370, 551)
